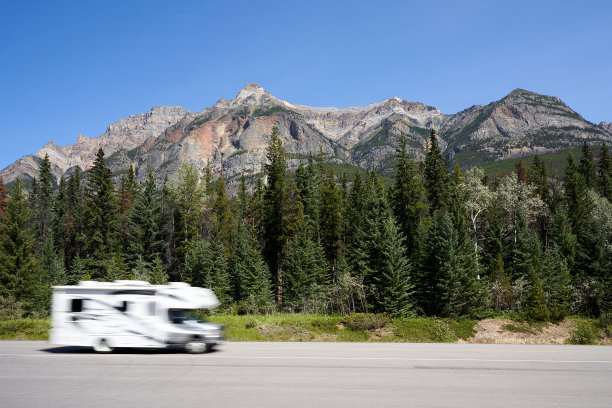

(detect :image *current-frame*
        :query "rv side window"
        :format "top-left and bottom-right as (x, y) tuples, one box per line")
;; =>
(71, 299), (83, 312)
(148, 302), (156, 316)
(116, 301), (129, 312)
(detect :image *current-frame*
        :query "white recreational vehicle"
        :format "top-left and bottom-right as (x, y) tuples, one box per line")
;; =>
(50, 280), (223, 353)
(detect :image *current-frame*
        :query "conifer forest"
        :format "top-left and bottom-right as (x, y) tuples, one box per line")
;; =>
(1, 129), (611, 320)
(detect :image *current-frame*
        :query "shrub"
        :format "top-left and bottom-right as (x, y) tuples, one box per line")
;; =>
(343, 313), (389, 331)
(567, 321), (599, 345)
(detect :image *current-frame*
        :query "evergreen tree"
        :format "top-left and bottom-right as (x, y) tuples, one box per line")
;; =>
(526, 258), (550, 321)
(31, 154), (54, 253)
(67, 255), (87, 284)
(423, 129), (449, 211)
(41, 230), (67, 286)
(540, 244), (572, 314)
(126, 171), (163, 268)
(488, 252), (512, 311)
(374, 216), (414, 317)
(169, 163), (206, 275)
(0, 179), (45, 315)
(549, 208), (577, 271)
(529, 155), (552, 207)
(263, 128), (302, 305)
(319, 167), (344, 282)
(283, 215), (328, 312)
(598, 142), (611, 200)
(0, 176), (8, 218)
(515, 160), (528, 184)
(82, 148), (120, 278)
(564, 152), (592, 234)
(416, 210), (456, 316)
(64, 168), (84, 267)
(148, 256), (168, 285)
(509, 209), (541, 283)
(578, 142), (597, 189)
(391, 133), (425, 255)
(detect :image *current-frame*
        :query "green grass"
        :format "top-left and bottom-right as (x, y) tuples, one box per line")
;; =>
(502, 322), (546, 335)
(0, 319), (50, 340)
(210, 314), (477, 343)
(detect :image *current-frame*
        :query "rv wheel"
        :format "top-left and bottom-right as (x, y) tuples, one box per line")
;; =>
(185, 340), (207, 354)
(93, 339), (113, 353)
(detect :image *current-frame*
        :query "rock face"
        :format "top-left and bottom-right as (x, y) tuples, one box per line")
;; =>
(2, 85), (610, 188)
(599, 121), (612, 135)
(2, 106), (189, 184)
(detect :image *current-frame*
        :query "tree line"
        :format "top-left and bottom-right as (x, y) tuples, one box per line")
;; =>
(0, 128), (610, 319)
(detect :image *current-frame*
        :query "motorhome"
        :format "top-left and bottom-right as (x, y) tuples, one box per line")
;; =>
(50, 280), (223, 353)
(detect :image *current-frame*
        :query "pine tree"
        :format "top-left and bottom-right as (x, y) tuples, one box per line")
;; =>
(598, 142), (611, 200)
(319, 167), (344, 282)
(578, 142), (597, 189)
(64, 168), (84, 267)
(391, 133), (425, 255)
(126, 171), (163, 268)
(374, 216), (414, 317)
(263, 128), (303, 305)
(67, 255), (87, 284)
(417, 210), (456, 316)
(169, 163), (206, 274)
(489, 252), (512, 311)
(41, 230), (67, 286)
(564, 152), (592, 234)
(0, 176), (8, 218)
(31, 154), (54, 253)
(82, 148), (120, 278)
(423, 129), (449, 211)
(526, 258), (550, 321)
(540, 244), (572, 314)
(0, 179), (45, 315)
(148, 256), (168, 285)
(515, 160), (528, 184)
(529, 155), (552, 207)
(283, 215), (329, 312)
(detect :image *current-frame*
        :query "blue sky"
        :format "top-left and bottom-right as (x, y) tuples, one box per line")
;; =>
(1, 0), (610, 169)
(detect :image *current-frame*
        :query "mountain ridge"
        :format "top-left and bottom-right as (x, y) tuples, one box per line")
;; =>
(2, 84), (610, 187)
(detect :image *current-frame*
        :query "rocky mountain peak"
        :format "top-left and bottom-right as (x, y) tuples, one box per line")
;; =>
(599, 121), (612, 134)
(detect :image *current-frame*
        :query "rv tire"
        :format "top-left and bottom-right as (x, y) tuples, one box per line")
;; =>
(93, 339), (113, 353)
(185, 340), (207, 354)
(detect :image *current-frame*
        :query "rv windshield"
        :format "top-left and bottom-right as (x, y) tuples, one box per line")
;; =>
(168, 309), (203, 324)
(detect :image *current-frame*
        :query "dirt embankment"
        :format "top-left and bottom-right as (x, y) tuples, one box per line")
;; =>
(460, 319), (610, 345)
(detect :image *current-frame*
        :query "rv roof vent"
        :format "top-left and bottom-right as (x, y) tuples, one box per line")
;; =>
(114, 280), (150, 286)
(169, 282), (190, 288)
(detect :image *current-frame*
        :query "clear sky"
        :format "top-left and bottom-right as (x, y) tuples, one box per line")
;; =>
(1, 0), (610, 169)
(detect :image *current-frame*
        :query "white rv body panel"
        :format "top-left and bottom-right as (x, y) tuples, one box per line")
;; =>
(50, 281), (222, 352)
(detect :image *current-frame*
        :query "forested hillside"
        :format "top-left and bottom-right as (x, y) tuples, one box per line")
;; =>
(1, 128), (610, 320)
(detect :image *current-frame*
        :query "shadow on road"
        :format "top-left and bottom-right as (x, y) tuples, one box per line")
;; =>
(41, 346), (222, 355)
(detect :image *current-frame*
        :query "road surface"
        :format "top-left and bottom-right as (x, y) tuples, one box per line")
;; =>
(1, 341), (611, 407)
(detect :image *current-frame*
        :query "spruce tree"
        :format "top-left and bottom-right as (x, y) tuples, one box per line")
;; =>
(82, 148), (120, 278)
(416, 210), (456, 316)
(375, 215), (414, 317)
(529, 155), (552, 207)
(0, 176), (8, 218)
(31, 154), (54, 253)
(283, 215), (328, 312)
(564, 152), (592, 234)
(598, 142), (611, 200)
(319, 167), (344, 282)
(578, 142), (597, 189)
(126, 171), (163, 267)
(67, 255), (87, 284)
(0, 179), (46, 315)
(148, 256), (169, 285)
(540, 244), (572, 314)
(391, 133), (425, 255)
(423, 129), (449, 211)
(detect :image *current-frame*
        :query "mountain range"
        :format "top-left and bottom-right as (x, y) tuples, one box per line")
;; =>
(2, 83), (611, 189)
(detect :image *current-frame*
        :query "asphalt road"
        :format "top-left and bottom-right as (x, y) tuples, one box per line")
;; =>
(1, 341), (611, 408)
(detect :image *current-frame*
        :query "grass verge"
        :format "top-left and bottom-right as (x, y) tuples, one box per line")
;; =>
(0, 319), (50, 340)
